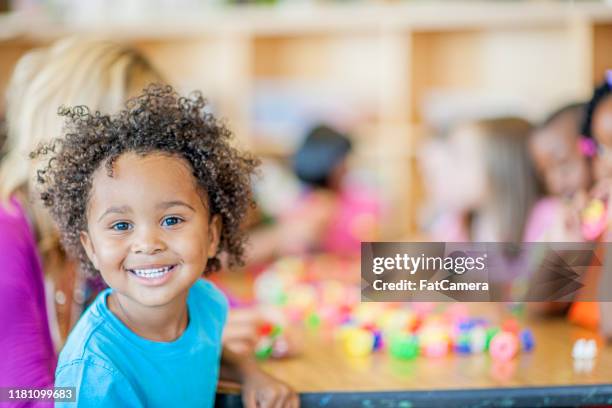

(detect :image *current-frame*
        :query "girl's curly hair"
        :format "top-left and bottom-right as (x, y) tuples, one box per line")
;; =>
(32, 84), (259, 277)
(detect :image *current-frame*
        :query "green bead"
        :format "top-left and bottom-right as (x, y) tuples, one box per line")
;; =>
(390, 334), (419, 360)
(255, 345), (273, 359)
(306, 312), (321, 329)
(485, 327), (500, 351)
(271, 325), (283, 338)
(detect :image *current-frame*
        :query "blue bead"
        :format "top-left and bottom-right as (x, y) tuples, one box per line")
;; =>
(373, 330), (384, 351)
(455, 342), (471, 354)
(520, 329), (535, 352)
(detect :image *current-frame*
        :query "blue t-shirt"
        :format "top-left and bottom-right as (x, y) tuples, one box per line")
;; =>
(55, 279), (228, 408)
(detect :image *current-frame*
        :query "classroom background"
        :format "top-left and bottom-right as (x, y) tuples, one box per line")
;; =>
(1, 0), (612, 406)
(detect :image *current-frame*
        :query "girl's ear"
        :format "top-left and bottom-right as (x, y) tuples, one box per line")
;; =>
(80, 231), (99, 270)
(207, 214), (222, 257)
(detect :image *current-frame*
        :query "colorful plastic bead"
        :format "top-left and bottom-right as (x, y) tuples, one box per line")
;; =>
(582, 199), (608, 241)
(372, 330), (384, 351)
(501, 318), (520, 335)
(255, 337), (274, 360)
(454, 332), (471, 354)
(519, 329), (535, 352)
(489, 331), (518, 362)
(485, 327), (500, 351)
(343, 328), (374, 357)
(305, 312), (321, 330)
(572, 338), (597, 359)
(469, 326), (487, 354)
(271, 336), (291, 359)
(390, 333), (419, 360)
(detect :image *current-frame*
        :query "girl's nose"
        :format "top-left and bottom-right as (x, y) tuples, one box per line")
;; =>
(131, 227), (166, 254)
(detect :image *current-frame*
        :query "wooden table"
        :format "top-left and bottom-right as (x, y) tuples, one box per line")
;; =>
(216, 310), (612, 407)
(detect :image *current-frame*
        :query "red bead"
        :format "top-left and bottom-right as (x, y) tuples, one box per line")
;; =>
(501, 318), (520, 335)
(258, 322), (274, 337)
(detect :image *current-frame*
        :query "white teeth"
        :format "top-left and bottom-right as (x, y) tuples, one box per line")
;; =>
(129, 266), (173, 279)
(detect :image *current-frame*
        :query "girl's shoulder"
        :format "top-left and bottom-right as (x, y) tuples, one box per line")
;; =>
(189, 279), (229, 334)
(190, 278), (229, 314)
(56, 290), (114, 369)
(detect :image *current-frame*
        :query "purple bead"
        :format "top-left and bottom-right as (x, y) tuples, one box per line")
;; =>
(373, 330), (384, 351)
(455, 341), (471, 355)
(520, 329), (535, 352)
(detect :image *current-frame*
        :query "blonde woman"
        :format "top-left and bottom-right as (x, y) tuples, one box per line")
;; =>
(0, 38), (161, 394)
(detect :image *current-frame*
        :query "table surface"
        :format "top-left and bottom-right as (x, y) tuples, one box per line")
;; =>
(257, 316), (612, 392)
(217, 304), (612, 407)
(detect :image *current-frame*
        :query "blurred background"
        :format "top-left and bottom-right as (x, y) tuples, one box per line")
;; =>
(1, 0), (611, 248)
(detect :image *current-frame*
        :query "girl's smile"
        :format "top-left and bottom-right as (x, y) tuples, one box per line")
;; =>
(126, 264), (178, 286)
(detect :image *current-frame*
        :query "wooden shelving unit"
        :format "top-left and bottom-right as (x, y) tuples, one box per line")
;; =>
(2, 1), (612, 237)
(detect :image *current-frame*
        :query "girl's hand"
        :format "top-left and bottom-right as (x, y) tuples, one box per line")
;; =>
(223, 308), (264, 356)
(241, 368), (299, 408)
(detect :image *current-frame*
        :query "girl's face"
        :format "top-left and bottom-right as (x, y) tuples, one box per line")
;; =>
(529, 114), (590, 197)
(593, 96), (612, 181)
(80, 152), (221, 308)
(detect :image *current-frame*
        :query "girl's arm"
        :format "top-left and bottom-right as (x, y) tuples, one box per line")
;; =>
(219, 346), (299, 408)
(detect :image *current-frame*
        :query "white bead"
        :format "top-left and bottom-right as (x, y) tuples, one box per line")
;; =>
(572, 338), (597, 359)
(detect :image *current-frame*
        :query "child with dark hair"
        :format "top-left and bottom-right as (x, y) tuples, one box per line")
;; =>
(291, 124), (378, 256)
(566, 72), (612, 338)
(293, 125), (352, 190)
(530, 103), (591, 199)
(581, 71), (612, 183)
(33, 85), (298, 407)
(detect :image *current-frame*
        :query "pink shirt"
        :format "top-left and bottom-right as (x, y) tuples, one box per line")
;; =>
(0, 198), (55, 407)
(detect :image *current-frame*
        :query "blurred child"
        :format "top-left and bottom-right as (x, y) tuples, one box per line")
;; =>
(34, 85), (297, 407)
(445, 117), (541, 244)
(529, 103), (591, 199)
(567, 72), (612, 338)
(248, 124), (379, 263)
(291, 124), (379, 256)
(523, 103), (593, 243)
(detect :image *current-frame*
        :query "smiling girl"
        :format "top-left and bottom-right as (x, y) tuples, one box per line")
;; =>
(33, 85), (298, 407)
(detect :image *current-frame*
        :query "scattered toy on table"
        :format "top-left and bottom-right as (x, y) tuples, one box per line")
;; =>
(389, 333), (419, 360)
(489, 331), (519, 362)
(501, 318), (520, 335)
(572, 338), (598, 374)
(519, 329), (535, 352)
(253, 256), (535, 362)
(254, 321), (291, 360)
(469, 326), (487, 354)
(340, 327), (374, 358)
(581, 198), (608, 241)
(572, 338), (597, 360)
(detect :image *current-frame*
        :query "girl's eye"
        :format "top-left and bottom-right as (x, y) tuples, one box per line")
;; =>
(111, 222), (132, 231)
(161, 216), (183, 227)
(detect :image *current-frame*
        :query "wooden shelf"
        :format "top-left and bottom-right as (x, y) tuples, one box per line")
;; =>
(3, 2), (612, 40)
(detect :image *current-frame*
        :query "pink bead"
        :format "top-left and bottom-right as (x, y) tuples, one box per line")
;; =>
(489, 332), (518, 362)
(422, 341), (448, 358)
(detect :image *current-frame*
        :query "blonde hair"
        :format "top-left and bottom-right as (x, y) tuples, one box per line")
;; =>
(473, 117), (541, 244)
(0, 37), (161, 257)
